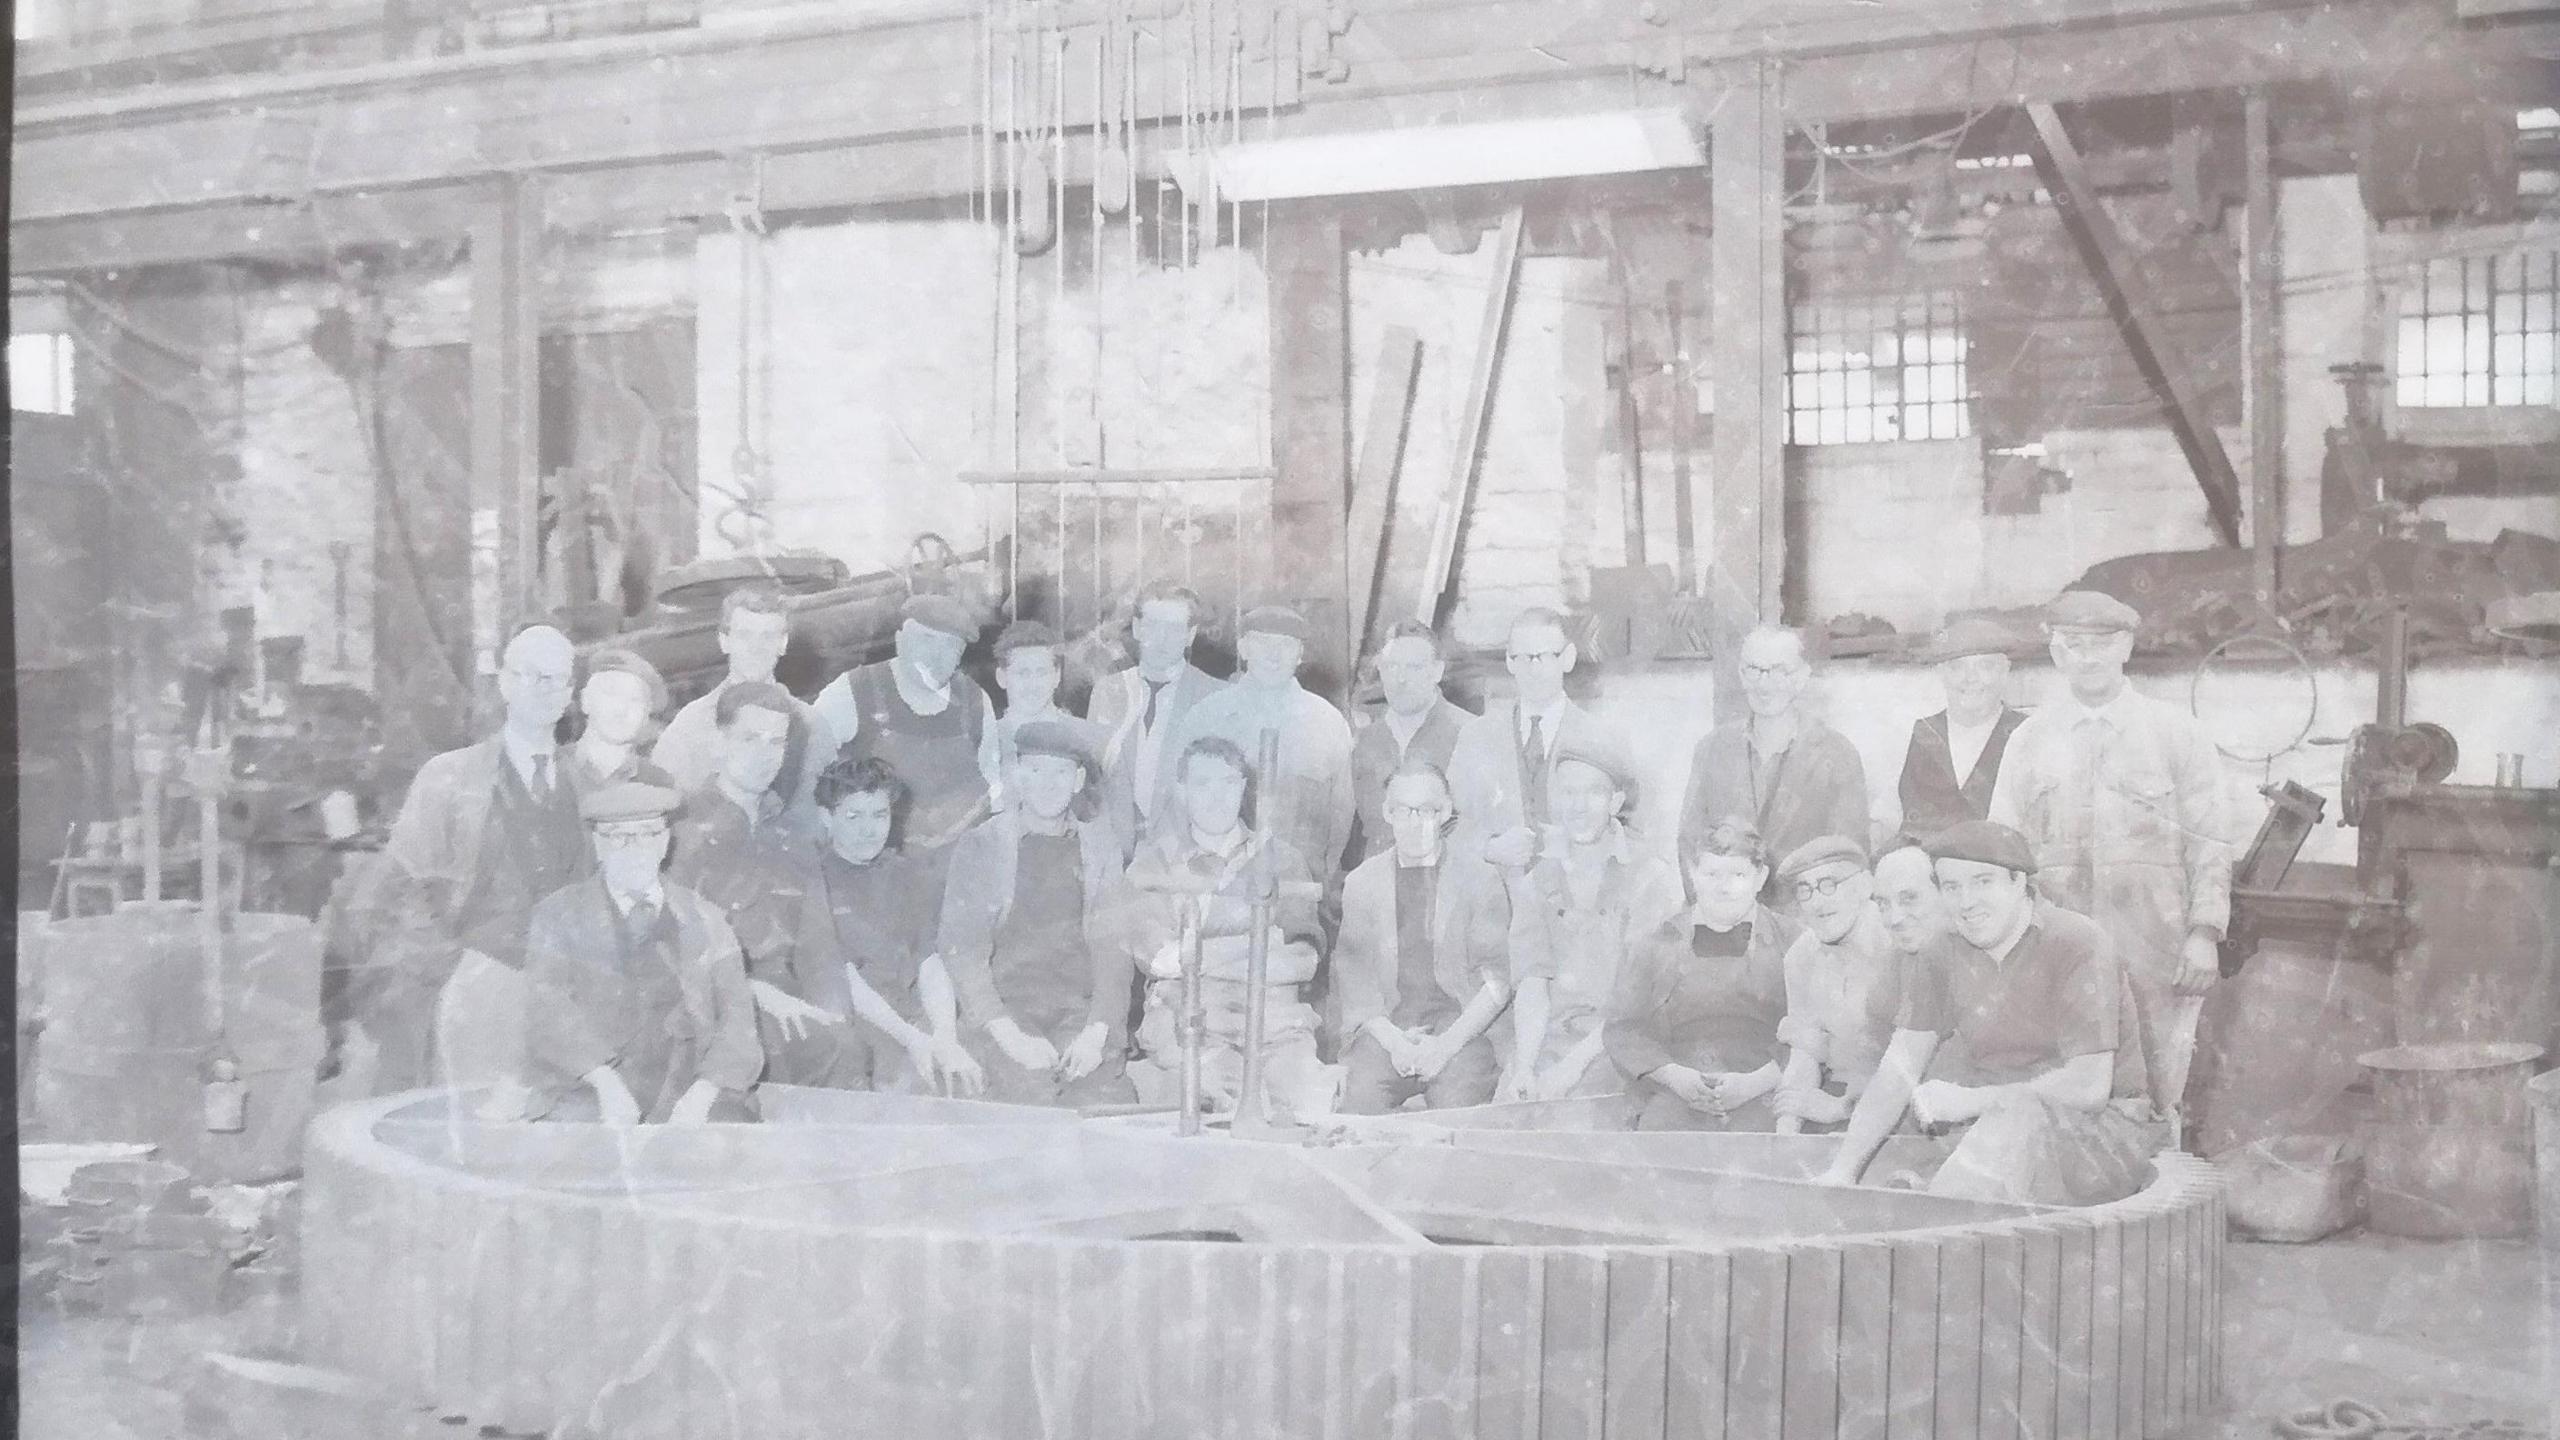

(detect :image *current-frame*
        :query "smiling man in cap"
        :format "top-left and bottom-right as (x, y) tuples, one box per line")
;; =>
(1163, 602), (1358, 873)
(1817, 822), (2166, 1205)
(522, 780), (763, 1125)
(1769, 834), (1900, 1132)
(1894, 616), (2026, 839)
(813, 591), (1003, 853)
(1986, 589), (2232, 1135)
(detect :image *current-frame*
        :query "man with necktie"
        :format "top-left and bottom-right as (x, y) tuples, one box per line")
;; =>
(1086, 581), (1228, 860)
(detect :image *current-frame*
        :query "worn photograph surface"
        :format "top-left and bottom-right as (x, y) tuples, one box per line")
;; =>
(10, 1), (2560, 1436)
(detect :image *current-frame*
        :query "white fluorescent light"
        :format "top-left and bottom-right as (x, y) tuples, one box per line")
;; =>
(1167, 109), (1705, 202)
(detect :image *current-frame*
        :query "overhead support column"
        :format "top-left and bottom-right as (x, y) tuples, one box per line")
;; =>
(1267, 208), (1352, 698)
(471, 175), (542, 648)
(2242, 91), (2283, 601)
(2025, 102), (2246, 548)
(1708, 60), (1789, 626)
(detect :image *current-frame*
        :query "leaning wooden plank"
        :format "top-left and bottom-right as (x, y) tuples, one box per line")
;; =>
(1411, 206), (1526, 627)
(1602, 1248), (1672, 1440)
(1885, 1235), (1941, 1440)
(1780, 1244), (1844, 1440)
(1980, 1231), (2027, 1440)
(1347, 326), (1424, 658)
(1665, 1249), (1732, 1440)
(1836, 1239), (1893, 1440)
(1726, 1247), (1789, 1438)
(1540, 1247), (1612, 1440)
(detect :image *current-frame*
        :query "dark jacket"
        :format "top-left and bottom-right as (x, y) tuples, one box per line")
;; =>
(1895, 708), (2026, 839)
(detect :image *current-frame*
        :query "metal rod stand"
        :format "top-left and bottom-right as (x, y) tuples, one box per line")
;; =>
(1177, 906), (1205, 1137)
(1231, 729), (1282, 1137)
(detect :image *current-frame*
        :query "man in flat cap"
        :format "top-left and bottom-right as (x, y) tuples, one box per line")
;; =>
(1498, 737), (1684, 1102)
(1819, 823), (2165, 1205)
(1770, 834), (1901, 1132)
(1987, 589), (2231, 1133)
(936, 717), (1136, 1106)
(652, 583), (837, 811)
(1117, 734), (1341, 1121)
(812, 591), (1002, 854)
(1894, 616), (2026, 839)
(1164, 603), (1357, 874)
(569, 646), (674, 794)
(1446, 606), (1622, 875)
(1086, 580), (1229, 862)
(1677, 625), (1871, 902)
(522, 781), (763, 1124)
(1348, 620), (1476, 864)
(356, 623), (594, 1101)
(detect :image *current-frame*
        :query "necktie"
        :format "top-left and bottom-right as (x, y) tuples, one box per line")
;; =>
(531, 753), (554, 801)
(1524, 713), (1546, 765)
(626, 897), (659, 936)
(1142, 677), (1167, 733)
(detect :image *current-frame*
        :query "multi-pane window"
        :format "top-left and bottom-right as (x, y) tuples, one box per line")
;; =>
(1787, 293), (1972, 444)
(9, 332), (76, 415)
(2394, 249), (2557, 409)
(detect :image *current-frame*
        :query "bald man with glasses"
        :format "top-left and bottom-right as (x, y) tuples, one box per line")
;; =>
(1678, 626), (1870, 898)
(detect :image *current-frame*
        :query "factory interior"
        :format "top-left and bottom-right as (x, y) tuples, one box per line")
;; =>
(11, 0), (2560, 1436)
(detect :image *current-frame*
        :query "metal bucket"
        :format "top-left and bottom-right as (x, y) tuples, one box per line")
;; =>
(2356, 1041), (2543, 1238)
(32, 903), (325, 1184)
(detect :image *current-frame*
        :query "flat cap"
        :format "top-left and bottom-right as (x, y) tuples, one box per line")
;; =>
(900, 592), (982, 641)
(2044, 589), (2141, 633)
(1011, 717), (1105, 776)
(1924, 615), (2016, 664)
(579, 780), (682, 825)
(1776, 834), (1869, 882)
(1549, 736), (1640, 809)
(583, 646), (670, 716)
(1238, 604), (1312, 642)
(1925, 819), (2039, 874)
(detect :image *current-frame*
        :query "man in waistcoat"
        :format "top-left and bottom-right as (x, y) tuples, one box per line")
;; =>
(1895, 616), (2026, 839)
(813, 593), (1002, 854)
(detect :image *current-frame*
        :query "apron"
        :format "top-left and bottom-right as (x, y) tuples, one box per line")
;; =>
(845, 663), (991, 851)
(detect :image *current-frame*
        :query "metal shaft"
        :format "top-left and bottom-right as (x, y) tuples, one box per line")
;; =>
(1177, 906), (1204, 1137)
(1233, 729), (1281, 1131)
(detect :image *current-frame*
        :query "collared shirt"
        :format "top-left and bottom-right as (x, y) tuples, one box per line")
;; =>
(1747, 718), (1798, 806)
(607, 883), (667, 920)
(502, 730), (559, 792)
(1945, 713), (2000, 785)
(1515, 697), (1568, 753)
(1896, 899), (2122, 1090)
(1778, 908), (1901, 1089)
(1383, 706), (1432, 752)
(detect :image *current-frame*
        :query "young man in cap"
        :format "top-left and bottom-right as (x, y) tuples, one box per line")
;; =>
(1894, 616), (2025, 838)
(1348, 621), (1476, 864)
(362, 623), (593, 1101)
(798, 755), (984, 1094)
(1819, 823), (2166, 1205)
(1606, 819), (1799, 1131)
(569, 646), (673, 794)
(522, 780), (762, 1124)
(1498, 738), (1685, 1102)
(936, 717), (1135, 1106)
(1119, 735), (1340, 1120)
(1987, 589), (2231, 1130)
(1332, 761), (1510, 1114)
(1086, 580), (1228, 861)
(1445, 606), (1624, 873)
(814, 592), (1002, 853)
(991, 619), (1074, 775)
(1165, 603), (1357, 874)
(667, 682), (858, 1086)
(651, 584), (836, 810)
(1770, 835), (1900, 1131)
(1676, 625), (1870, 894)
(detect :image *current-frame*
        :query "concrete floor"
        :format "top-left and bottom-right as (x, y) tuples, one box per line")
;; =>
(19, 1227), (2553, 1440)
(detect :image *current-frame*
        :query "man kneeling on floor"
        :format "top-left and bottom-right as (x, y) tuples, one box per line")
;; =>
(1819, 821), (2167, 1206)
(522, 781), (762, 1124)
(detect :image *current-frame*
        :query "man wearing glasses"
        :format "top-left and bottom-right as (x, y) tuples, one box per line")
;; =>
(360, 624), (595, 1107)
(1987, 590), (2231, 1135)
(1770, 836), (1900, 1132)
(1348, 620), (1475, 863)
(1818, 823), (2164, 1205)
(1333, 762), (1511, 1113)
(1446, 606), (1621, 873)
(1676, 626), (1870, 897)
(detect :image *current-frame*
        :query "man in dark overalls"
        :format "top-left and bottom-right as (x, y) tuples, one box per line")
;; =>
(812, 594), (999, 855)
(522, 780), (762, 1124)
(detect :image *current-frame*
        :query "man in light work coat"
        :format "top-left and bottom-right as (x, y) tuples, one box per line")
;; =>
(1333, 762), (1510, 1114)
(1087, 581), (1228, 861)
(1895, 617), (2027, 838)
(1165, 605), (1357, 875)
(364, 624), (593, 1104)
(1771, 835), (1901, 1132)
(1820, 826), (2165, 1205)
(522, 780), (762, 1124)
(814, 593), (1003, 854)
(1987, 589), (2231, 1128)
(1676, 625), (1870, 892)
(1445, 606), (1621, 873)
(651, 584), (835, 809)
(1347, 621), (1475, 864)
